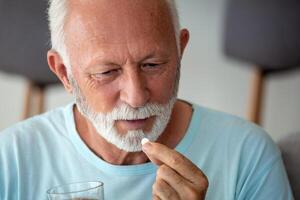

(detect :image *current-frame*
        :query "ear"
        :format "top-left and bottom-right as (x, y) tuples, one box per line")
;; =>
(179, 29), (190, 59)
(47, 50), (73, 93)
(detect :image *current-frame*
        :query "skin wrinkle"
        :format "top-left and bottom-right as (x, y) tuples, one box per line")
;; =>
(48, 0), (181, 75)
(65, 0), (176, 63)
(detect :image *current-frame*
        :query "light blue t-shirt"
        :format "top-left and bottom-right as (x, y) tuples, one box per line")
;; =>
(0, 103), (293, 200)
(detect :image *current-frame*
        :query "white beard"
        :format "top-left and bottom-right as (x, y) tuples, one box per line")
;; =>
(78, 97), (176, 152)
(69, 75), (177, 152)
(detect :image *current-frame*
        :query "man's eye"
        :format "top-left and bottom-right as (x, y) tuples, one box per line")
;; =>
(144, 63), (158, 67)
(91, 69), (120, 79)
(101, 70), (115, 75)
(142, 63), (161, 69)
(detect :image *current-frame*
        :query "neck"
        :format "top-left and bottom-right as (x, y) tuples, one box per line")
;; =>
(73, 100), (193, 165)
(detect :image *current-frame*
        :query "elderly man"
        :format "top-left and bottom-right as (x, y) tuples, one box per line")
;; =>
(0, 0), (293, 199)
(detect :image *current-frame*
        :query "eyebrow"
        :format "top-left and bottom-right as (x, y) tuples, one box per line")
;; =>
(85, 50), (171, 71)
(85, 63), (120, 72)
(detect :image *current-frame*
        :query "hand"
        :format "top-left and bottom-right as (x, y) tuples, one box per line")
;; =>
(142, 141), (208, 200)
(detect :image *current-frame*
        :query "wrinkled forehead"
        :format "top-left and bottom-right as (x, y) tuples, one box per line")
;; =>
(64, 0), (175, 46)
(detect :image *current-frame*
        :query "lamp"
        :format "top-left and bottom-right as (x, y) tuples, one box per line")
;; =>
(223, 0), (300, 124)
(0, 0), (60, 119)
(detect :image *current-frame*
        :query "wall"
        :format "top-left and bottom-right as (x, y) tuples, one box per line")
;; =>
(1, 0), (299, 141)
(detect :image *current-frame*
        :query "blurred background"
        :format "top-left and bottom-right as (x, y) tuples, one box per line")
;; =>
(0, 0), (300, 142)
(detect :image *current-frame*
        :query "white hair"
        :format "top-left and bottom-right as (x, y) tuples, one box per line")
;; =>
(48, 0), (181, 71)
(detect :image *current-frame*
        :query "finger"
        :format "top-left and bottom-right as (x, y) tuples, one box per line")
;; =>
(157, 164), (201, 199)
(152, 178), (180, 200)
(142, 141), (205, 184)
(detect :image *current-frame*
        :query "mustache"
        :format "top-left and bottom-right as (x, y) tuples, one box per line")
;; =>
(102, 103), (167, 121)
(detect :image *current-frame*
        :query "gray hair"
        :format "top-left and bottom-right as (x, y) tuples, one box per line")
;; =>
(48, 0), (181, 71)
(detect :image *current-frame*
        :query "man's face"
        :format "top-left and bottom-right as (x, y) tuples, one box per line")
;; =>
(64, 0), (181, 151)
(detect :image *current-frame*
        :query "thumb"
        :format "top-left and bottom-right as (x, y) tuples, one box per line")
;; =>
(141, 139), (163, 166)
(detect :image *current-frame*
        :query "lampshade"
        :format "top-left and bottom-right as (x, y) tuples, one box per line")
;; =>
(223, 0), (300, 71)
(0, 0), (59, 85)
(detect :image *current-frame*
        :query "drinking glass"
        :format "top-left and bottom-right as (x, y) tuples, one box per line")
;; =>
(47, 181), (104, 200)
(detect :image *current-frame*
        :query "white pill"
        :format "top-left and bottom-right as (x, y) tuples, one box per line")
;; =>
(141, 138), (150, 145)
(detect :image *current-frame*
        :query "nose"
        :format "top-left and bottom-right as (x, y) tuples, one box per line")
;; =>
(120, 68), (150, 108)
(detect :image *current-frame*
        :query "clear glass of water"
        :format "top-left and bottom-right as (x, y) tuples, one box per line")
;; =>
(47, 181), (104, 200)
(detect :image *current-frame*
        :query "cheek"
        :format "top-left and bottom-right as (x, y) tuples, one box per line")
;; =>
(82, 81), (120, 113)
(148, 68), (177, 103)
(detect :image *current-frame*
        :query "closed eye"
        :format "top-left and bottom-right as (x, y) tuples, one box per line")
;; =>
(91, 69), (121, 79)
(101, 69), (118, 75)
(142, 63), (165, 70)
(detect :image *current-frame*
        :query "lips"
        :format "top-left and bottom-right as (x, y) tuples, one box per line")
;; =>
(116, 117), (152, 131)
